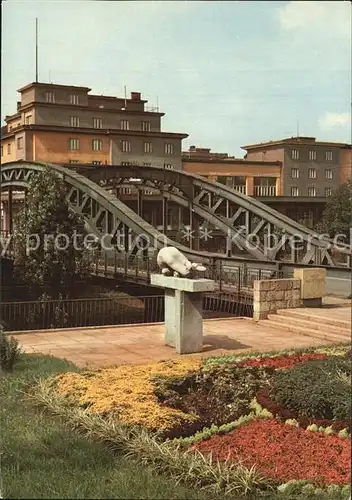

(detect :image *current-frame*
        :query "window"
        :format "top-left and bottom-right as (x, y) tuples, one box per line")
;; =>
(291, 149), (299, 160)
(325, 188), (332, 197)
(291, 187), (299, 196)
(144, 141), (153, 153)
(44, 91), (55, 103)
(164, 163), (173, 169)
(17, 137), (23, 149)
(325, 151), (333, 161)
(24, 114), (32, 125)
(143, 162), (151, 166)
(165, 143), (174, 155)
(93, 117), (103, 129)
(121, 140), (131, 152)
(325, 169), (333, 180)
(291, 168), (299, 178)
(70, 116), (80, 127)
(69, 94), (79, 105)
(69, 160), (80, 164)
(120, 120), (130, 130)
(141, 121), (151, 132)
(68, 138), (80, 151)
(92, 160), (102, 165)
(308, 187), (316, 197)
(309, 150), (317, 161)
(7, 144), (11, 154)
(308, 168), (316, 179)
(92, 139), (102, 152)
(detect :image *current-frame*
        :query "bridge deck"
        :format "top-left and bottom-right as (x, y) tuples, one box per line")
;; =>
(12, 308), (350, 368)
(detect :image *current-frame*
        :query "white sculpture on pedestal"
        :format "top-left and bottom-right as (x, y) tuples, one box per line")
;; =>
(157, 246), (206, 278)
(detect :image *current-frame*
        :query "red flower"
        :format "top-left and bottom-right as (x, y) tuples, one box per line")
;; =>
(237, 353), (327, 369)
(192, 419), (350, 486)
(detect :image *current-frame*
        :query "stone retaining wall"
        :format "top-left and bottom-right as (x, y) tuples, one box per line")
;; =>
(253, 278), (301, 321)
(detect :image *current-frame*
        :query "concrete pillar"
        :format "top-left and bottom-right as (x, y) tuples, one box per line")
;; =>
(8, 188), (13, 233)
(150, 274), (215, 354)
(162, 197), (168, 234)
(1, 203), (8, 231)
(137, 190), (143, 217)
(246, 177), (254, 196)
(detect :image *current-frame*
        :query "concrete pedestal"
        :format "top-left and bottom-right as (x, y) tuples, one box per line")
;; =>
(293, 267), (326, 307)
(151, 274), (215, 354)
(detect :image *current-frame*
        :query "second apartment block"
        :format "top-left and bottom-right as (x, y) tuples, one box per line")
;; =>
(242, 136), (351, 197)
(1, 82), (188, 169)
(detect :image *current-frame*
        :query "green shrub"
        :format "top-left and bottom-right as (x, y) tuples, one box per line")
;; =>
(153, 363), (274, 437)
(0, 329), (22, 372)
(270, 357), (351, 421)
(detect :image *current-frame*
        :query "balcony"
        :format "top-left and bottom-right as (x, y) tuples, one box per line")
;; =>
(233, 185), (246, 194)
(254, 185), (276, 197)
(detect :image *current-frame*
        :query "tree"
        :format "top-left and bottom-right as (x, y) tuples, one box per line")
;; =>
(316, 180), (352, 241)
(13, 168), (88, 299)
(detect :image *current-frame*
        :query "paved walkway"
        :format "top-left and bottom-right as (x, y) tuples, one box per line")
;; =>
(12, 303), (351, 369)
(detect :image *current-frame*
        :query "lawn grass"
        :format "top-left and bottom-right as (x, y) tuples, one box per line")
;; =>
(0, 354), (208, 499)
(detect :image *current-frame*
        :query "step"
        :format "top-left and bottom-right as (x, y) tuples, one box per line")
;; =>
(276, 308), (351, 330)
(262, 319), (350, 343)
(267, 313), (350, 336)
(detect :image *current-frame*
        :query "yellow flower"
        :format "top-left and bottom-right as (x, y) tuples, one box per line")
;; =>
(54, 359), (201, 431)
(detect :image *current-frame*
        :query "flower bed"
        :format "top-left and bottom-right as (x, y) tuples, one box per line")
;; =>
(192, 419), (351, 487)
(43, 343), (351, 498)
(54, 358), (202, 432)
(236, 352), (328, 369)
(256, 386), (350, 432)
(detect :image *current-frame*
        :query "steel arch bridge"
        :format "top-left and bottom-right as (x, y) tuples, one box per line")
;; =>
(1, 161), (351, 268)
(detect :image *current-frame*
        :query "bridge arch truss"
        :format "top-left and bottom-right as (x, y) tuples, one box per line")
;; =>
(1, 161), (351, 268)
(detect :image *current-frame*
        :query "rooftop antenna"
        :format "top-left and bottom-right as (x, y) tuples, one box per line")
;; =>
(35, 17), (39, 82)
(156, 96), (159, 112)
(124, 85), (127, 109)
(296, 120), (300, 137)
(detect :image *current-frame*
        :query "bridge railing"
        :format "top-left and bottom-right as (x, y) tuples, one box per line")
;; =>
(0, 292), (253, 332)
(90, 250), (283, 292)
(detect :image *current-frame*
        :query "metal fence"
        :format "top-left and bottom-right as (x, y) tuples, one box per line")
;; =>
(0, 292), (253, 332)
(90, 251), (283, 292)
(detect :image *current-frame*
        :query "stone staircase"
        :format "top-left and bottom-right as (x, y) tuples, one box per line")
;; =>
(260, 307), (351, 343)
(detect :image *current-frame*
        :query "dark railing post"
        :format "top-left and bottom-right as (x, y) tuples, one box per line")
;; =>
(114, 250), (117, 275)
(135, 256), (139, 278)
(238, 265), (241, 293)
(146, 255), (150, 280)
(276, 262), (283, 278)
(219, 260), (223, 292)
(104, 251), (108, 276)
(243, 263), (248, 287)
(95, 252), (98, 275)
(124, 253), (128, 276)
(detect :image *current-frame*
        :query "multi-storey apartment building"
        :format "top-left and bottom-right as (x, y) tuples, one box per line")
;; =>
(1, 82), (188, 169)
(242, 136), (351, 197)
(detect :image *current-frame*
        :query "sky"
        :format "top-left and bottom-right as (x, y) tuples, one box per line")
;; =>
(1, 0), (351, 156)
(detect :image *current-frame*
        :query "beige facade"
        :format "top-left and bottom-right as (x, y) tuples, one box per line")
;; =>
(182, 157), (282, 196)
(1, 82), (188, 169)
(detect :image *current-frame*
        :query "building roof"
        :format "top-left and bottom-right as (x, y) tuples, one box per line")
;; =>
(182, 157), (281, 166)
(17, 82), (92, 93)
(242, 136), (351, 150)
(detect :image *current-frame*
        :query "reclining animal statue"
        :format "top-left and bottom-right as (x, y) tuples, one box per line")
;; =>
(157, 247), (207, 278)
